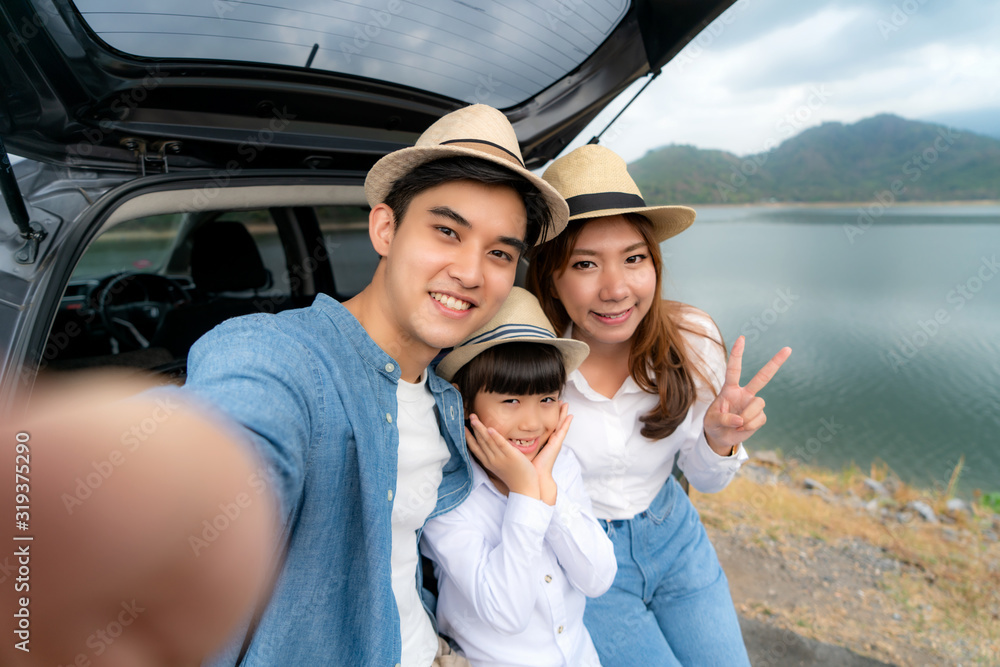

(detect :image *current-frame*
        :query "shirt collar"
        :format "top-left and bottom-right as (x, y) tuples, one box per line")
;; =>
(313, 294), (457, 396)
(566, 368), (645, 402)
(314, 294), (401, 378)
(469, 457), (506, 498)
(561, 322), (647, 399)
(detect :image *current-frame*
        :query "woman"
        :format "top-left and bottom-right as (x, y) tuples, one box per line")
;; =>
(526, 144), (791, 666)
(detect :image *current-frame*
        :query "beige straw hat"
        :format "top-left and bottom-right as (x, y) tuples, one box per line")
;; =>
(542, 144), (695, 242)
(436, 287), (589, 382)
(365, 104), (569, 244)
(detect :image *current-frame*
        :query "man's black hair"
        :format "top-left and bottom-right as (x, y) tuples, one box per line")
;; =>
(383, 157), (553, 248)
(451, 342), (566, 416)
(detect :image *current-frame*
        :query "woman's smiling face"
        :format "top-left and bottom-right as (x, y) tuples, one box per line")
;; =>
(550, 215), (657, 351)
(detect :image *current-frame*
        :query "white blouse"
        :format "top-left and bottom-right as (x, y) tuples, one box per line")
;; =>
(562, 310), (748, 521)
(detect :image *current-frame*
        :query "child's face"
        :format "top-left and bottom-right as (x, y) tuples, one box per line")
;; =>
(470, 390), (561, 462)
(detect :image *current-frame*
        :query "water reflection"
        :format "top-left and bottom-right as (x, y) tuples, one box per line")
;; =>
(662, 204), (1000, 495)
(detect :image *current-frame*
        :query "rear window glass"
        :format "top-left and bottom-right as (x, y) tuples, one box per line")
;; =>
(71, 0), (629, 107)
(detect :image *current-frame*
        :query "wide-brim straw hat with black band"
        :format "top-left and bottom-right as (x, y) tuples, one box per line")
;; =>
(436, 287), (589, 382)
(365, 104), (569, 244)
(542, 144), (696, 243)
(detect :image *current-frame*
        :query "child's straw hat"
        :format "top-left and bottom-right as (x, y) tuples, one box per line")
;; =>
(436, 288), (589, 382)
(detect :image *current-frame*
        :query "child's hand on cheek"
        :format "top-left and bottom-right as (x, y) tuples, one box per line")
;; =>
(531, 402), (571, 506)
(467, 413), (541, 500)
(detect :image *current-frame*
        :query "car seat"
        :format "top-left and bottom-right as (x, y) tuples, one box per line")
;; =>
(153, 220), (282, 358)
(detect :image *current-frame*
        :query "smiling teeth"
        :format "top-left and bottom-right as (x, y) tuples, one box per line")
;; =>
(511, 439), (533, 447)
(431, 292), (471, 311)
(597, 311), (628, 321)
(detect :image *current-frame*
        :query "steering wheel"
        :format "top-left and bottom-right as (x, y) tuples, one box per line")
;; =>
(94, 272), (191, 352)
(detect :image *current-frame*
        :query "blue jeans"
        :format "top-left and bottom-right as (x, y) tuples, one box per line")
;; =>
(583, 476), (750, 666)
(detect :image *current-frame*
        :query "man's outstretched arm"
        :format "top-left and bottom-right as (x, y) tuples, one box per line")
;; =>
(1, 372), (278, 667)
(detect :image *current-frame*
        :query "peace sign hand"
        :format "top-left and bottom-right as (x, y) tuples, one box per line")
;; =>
(703, 336), (792, 456)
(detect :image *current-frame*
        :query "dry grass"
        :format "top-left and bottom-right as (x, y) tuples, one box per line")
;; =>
(693, 457), (1000, 664)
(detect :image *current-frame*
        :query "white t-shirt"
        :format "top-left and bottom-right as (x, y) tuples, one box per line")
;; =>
(393, 372), (452, 666)
(562, 309), (748, 520)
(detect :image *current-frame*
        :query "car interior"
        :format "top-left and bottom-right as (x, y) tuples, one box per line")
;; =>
(39, 184), (380, 384)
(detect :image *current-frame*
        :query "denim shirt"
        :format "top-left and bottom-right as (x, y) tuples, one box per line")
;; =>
(160, 294), (472, 666)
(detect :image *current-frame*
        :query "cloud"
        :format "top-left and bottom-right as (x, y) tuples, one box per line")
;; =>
(563, 0), (1000, 160)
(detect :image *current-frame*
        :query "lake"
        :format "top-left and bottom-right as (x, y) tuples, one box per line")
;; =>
(661, 203), (1000, 497)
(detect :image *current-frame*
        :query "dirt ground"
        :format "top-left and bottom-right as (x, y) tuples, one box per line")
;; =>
(714, 524), (934, 666)
(692, 455), (1000, 666)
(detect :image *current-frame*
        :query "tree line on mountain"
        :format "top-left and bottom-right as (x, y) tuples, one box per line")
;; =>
(628, 114), (1000, 205)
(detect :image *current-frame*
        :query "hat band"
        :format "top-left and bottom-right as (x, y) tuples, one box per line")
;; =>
(463, 323), (555, 347)
(439, 139), (525, 168)
(566, 192), (646, 217)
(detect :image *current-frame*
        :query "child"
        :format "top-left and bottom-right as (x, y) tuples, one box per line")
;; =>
(421, 287), (617, 667)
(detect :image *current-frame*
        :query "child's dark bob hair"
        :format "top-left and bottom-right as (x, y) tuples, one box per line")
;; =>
(451, 342), (566, 416)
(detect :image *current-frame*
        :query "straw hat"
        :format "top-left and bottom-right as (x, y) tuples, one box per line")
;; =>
(365, 105), (569, 244)
(542, 144), (695, 242)
(436, 287), (589, 382)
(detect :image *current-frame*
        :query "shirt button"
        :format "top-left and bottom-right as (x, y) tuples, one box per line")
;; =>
(385, 363), (395, 373)
(557, 625), (564, 634)
(544, 575), (552, 583)
(449, 406), (456, 420)
(386, 413), (392, 423)
(388, 489), (393, 502)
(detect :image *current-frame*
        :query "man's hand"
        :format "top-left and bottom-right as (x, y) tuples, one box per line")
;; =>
(1, 372), (279, 667)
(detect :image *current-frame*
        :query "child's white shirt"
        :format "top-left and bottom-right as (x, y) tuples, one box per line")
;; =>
(420, 447), (616, 667)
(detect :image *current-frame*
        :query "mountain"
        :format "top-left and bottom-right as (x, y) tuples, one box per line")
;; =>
(629, 114), (1000, 204)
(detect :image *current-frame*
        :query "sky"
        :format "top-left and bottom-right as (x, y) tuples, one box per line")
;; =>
(563, 0), (1000, 162)
(9, 0), (998, 166)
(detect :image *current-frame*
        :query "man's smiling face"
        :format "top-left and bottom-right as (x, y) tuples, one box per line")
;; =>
(373, 179), (528, 364)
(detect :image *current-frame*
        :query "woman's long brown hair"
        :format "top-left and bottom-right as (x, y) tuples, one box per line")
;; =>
(527, 213), (725, 440)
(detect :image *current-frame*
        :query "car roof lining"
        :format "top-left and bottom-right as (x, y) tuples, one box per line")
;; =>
(101, 183), (368, 231)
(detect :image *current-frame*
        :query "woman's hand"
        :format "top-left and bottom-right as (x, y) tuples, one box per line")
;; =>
(466, 413), (541, 499)
(704, 335), (792, 456)
(530, 402), (572, 506)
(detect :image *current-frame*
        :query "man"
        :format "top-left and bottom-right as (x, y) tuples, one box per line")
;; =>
(2, 105), (567, 667)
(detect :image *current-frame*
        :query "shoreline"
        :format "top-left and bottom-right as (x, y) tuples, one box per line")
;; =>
(699, 449), (1000, 666)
